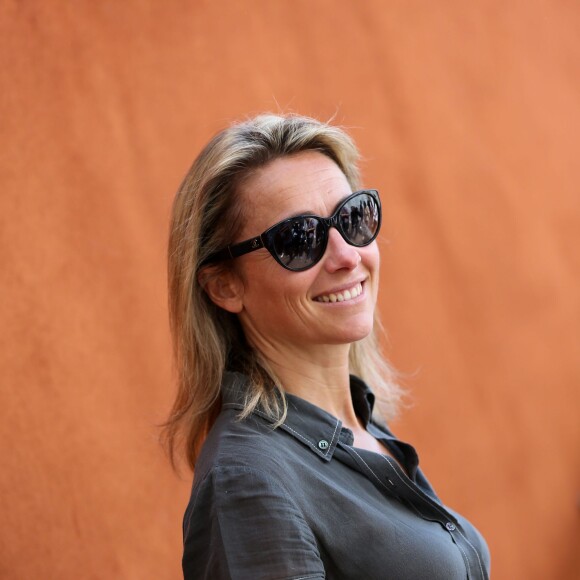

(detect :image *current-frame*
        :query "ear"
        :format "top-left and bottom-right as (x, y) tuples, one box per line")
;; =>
(198, 266), (244, 314)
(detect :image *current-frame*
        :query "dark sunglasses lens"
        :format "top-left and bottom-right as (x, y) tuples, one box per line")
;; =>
(272, 217), (326, 270)
(339, 192), (380, 246)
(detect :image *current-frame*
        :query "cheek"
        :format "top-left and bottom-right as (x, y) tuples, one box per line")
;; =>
(362, 243), (380, 274)
(241, 260), (312, 310)
(241, 273), (318, 341)
(363, 244), (380, 297)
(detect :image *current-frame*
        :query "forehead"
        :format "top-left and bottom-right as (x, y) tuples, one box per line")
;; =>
(237, 151), (352, 231)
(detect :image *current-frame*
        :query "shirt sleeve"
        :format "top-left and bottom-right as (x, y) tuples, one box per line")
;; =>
(183, 464), (326, 580)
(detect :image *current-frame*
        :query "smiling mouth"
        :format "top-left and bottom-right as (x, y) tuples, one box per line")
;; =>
(314, 282), (363, 303)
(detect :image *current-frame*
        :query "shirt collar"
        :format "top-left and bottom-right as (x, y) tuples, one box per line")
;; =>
(221, 371), (376, 462)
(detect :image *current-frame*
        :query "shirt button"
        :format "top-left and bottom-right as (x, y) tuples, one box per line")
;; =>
(318, 439), (329, 450)
(445, 522), (456, 531)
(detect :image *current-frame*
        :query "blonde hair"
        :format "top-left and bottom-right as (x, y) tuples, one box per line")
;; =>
(163, 113), (401, 471)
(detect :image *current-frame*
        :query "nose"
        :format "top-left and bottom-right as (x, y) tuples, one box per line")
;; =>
(322, 228), (361, 272)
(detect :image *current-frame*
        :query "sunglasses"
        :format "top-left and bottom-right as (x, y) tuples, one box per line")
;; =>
(203, 189), (381, 272)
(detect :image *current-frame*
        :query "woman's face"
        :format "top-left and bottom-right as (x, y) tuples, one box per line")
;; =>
(231, 151), (380, 352)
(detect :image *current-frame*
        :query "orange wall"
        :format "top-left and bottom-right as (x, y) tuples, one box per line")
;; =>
(1, 2), (578, 578)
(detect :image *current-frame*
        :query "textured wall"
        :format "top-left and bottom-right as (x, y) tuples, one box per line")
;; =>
(1, 1), (578, 578)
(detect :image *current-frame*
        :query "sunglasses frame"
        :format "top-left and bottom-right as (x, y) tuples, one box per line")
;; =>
(203, 189), (381, 272)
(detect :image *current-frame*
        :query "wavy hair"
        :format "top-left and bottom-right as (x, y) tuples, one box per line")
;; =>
(163, 113), (401, 471)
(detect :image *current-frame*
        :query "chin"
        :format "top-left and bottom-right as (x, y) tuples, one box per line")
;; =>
(325, 320), (374, 345)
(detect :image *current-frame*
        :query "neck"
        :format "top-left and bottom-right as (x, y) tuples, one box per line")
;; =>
(250, 336), (360, 429)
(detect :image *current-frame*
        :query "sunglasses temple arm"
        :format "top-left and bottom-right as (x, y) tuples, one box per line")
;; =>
(230, 235), (265, 257)
(203, 235), (265, 266)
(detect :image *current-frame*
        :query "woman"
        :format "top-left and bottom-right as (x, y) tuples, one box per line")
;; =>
(164, 113), (490, 579)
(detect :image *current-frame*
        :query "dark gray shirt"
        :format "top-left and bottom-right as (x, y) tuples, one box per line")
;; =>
(183, 372), (490, 579)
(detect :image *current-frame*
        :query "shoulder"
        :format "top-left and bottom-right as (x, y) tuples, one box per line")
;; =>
(183, 421), (325, 579)
(183, 461), (325, 579)
(194, 403), (291, 482)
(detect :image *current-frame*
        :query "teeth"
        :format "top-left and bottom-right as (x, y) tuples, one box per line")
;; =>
(315, 283), (363, 303)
